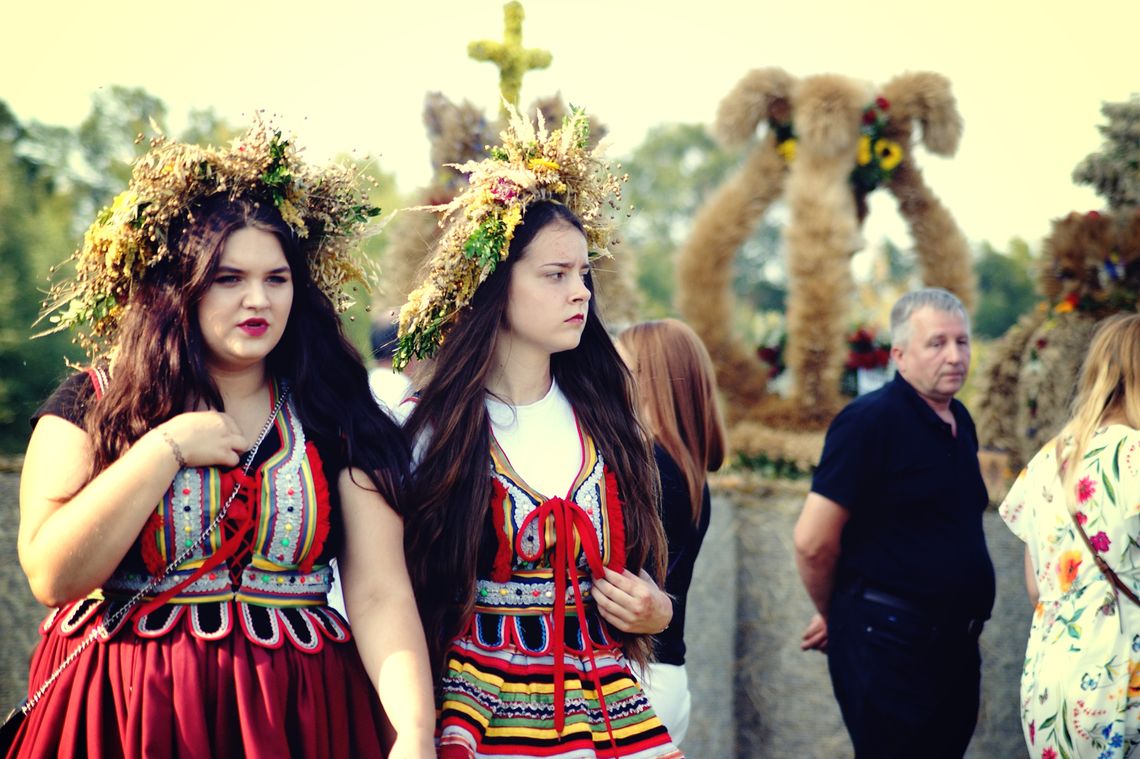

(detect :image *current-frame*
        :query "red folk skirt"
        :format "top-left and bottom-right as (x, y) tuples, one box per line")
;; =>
(5, 604), (388, 759)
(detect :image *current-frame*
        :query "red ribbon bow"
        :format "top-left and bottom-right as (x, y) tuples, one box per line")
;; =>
(515, 496), (616, 744)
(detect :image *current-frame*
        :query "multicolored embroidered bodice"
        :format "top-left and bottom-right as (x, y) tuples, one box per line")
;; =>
(43, 389), (350, 654)
(464, 416), (629, 735)
(476, 420), (626, 615)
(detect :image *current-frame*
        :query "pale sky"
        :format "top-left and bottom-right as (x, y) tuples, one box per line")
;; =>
(4, 0), (1137, 252)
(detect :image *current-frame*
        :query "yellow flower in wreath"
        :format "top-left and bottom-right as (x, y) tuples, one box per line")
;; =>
(857, 135), (872, 166)
(528, 157), (561, 172)
(1054, 292), (1080, 314)
(776, 138), (797, 162)
(502, 205), (523, 244)
(874, 139), (903, 171)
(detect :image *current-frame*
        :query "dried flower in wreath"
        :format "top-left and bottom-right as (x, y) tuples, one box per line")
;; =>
(38, 118), (381, 358)
(395, 103), (626, 369)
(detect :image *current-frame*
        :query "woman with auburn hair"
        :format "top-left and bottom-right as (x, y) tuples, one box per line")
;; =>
(1000, 313), (1140, 759)
(7, 127), (434, 758)
(617, 318), (727, 745)
(397, 108), (683, 758)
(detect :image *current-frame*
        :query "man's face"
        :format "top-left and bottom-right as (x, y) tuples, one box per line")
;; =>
(892, 306), (970, 406)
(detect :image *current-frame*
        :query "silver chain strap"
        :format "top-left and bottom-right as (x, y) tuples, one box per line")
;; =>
(22, 387), (290, 713)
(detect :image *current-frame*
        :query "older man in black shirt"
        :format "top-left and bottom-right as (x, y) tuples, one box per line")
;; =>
(793, 288), (995, 759)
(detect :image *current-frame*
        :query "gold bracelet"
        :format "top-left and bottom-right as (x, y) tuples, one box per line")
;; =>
(160, 430), (188, 469)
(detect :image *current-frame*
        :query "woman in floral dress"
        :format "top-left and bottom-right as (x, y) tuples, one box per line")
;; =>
(1000, 314), (1140, 759)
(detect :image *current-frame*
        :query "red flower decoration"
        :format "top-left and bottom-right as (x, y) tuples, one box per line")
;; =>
(1042, 747), (1057, 759)
(862, 109), (876, 125)
(875, 96), (890, 110)
(490, 177), (519, 203)
(1076, 476), (1096, 504)
(1087, 210), (1100, 220)
(1089, 531), (1111, 553)
(1076, 511), (1088, 525)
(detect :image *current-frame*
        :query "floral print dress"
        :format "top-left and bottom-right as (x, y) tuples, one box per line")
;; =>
(1000, 426), (1140, 759)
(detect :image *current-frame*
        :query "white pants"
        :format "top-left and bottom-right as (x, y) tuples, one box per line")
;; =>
(633, 661), (691, 746)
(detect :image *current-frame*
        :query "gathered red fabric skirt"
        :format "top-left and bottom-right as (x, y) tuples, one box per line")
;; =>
(6, 614), (389, 759)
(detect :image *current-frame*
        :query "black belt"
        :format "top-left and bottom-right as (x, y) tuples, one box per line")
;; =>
(857, 585), (985, 638)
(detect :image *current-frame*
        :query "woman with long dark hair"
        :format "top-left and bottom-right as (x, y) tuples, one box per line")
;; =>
(616, 318), (726, 745)
(397, 109), (683, 758)
(9, 126), (434, 758)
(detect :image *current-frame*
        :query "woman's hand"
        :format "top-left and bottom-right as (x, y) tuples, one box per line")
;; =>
(19, 410), (245, 607)
(592, 567), (673, 634)
(153, 411), (247, 469)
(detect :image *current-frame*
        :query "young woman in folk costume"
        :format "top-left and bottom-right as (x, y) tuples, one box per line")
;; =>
(9, 125), (435, 759)
(616, 319), (727, 745)
(395, 108), (684, 758)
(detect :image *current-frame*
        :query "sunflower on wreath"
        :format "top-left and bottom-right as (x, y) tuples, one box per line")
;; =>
(771, 96), (904, 197)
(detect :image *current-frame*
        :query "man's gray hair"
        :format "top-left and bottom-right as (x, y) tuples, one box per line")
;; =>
(889, 288), (970, 348)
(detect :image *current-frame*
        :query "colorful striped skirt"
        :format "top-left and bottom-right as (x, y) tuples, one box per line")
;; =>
(438, 611), (684, 758)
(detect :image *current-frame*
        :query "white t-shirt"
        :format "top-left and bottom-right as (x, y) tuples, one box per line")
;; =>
(398, 380), (582, 497)
(486, 380), (582, 498)
(368, 366), (412, 417)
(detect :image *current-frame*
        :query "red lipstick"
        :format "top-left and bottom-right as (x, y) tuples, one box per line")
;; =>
(239, 318), (268, 336)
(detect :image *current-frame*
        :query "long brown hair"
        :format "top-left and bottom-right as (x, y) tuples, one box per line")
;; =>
(403, 201), (665, 669)
(85, 196), (409, 508)
(1057, 313), (1140, 506)
(618, 319), (727, 521)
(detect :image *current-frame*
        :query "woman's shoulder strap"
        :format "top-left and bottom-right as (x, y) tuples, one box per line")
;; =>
(85, 366), (110, 400)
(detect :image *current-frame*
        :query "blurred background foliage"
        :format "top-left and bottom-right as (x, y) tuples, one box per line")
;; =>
(0, 88), (1038, 454)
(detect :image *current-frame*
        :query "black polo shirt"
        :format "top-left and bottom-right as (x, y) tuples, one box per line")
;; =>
(811, 373), (995, 620)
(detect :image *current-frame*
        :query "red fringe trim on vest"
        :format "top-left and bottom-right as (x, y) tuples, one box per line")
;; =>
(490, 479), (512, 583)
(603, 468), (626, 572)
(300, 440), (330, 573)
(141, 511), (166, 576)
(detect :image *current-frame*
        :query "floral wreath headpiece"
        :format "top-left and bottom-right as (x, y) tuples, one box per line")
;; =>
(773, 97), (904, 194)
(39, 118), (381, 358)
(394, 103), (626, 370)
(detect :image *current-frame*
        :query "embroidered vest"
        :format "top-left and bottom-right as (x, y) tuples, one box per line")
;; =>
(466, 421), (630, 735)
(42, 391), (350, 654)
(475, 422), (626, 613)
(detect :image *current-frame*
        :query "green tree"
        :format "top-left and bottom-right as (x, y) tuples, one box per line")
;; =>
(339, 158), (404, 357)
(621, 123), (785, 317)
(973, 238), (1038, 339)
(74, 86), (168, 209)
(179, 108), (241, 147)
(1073, 96), (1140, 210)
(0, 101), (85, 453)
